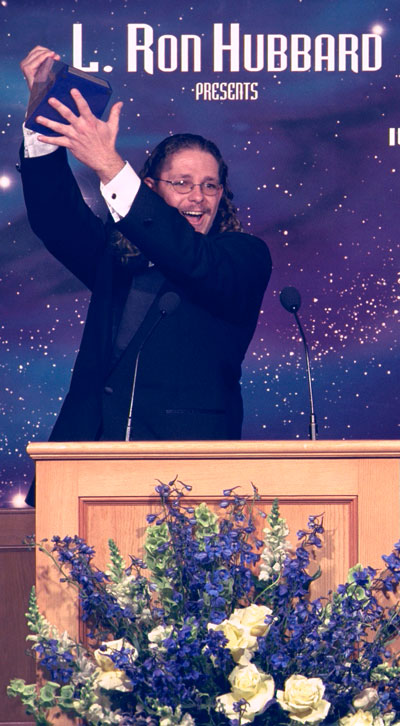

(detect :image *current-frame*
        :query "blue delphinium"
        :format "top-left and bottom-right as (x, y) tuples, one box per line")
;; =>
(8, 481), (400, 726)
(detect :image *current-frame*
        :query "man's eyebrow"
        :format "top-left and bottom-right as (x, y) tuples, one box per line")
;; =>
(174, 173), (220, 181)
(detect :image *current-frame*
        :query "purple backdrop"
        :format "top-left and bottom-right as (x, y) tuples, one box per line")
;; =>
(1, 0), (400, 505)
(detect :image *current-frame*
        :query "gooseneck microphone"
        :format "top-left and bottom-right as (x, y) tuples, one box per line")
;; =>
(125, 291), (181, 441)
(279, 286), (318, 441)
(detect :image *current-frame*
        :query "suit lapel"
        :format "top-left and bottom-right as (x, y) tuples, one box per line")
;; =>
(109, 266), (166, 371)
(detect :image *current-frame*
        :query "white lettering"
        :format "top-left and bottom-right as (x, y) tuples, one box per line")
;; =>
(362, 34), (382, 71)
(291, 34), (312, 71)
(314, 34), (335, 71)
(338, 34), (359, 73)
(127, 24), (154, 74)
(73, 23), (383, 75)
(158, 35), (178, 72)
(181, 35), (202, 72)
(213, 23), (240, 72)
(244, 34), (264, 72)
(267, 35), (288, 71)
(72, 24), (99, 72)
(389, 128), (400, 146)
(194, 81), (258, 101)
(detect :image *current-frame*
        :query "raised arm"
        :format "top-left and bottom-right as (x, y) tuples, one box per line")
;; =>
(19, 47), (124, 288)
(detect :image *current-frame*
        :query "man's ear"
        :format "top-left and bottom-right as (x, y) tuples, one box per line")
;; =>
(144, 177), (155, 190)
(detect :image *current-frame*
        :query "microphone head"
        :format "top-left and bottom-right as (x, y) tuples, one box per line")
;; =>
(158, 291), (181, 316)
(279, 286), (301, 313)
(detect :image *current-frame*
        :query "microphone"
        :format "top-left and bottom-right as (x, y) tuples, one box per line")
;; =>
(125, 292), (181, 441)
(279, 286), (318, 441)
(279, 286), (301, 313)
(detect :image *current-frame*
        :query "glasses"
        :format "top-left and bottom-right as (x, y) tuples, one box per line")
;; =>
(152, 178), (222, 196)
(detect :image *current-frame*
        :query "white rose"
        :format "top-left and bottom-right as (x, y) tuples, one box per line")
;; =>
(216, 663), (275, 724)
(229, 605), (273, 637)
(208, 620), (257, 663)
(148, 624), (173, 645)
(94, 638), (137, 670)
(94, 668), (133, 692)
(277, 674), (330, 724)
(353, 689), (379, 711)
(93, 638), (137, 692)
(340, 711), (375, 726)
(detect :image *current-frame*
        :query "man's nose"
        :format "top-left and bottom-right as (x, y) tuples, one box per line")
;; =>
(188, 183), (204, 202)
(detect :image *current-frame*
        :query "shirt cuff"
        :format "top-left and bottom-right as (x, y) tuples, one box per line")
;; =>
(22, 123), (59, 158)
(100, 162), (141, 221)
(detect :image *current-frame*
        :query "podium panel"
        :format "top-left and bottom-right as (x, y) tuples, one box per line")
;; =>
(29, 440), (400, 643)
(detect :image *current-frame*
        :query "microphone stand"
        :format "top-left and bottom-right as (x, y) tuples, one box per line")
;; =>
(279, 286), (318, 441)
(124, 316), (162, 442)
(293, 310), (318, 441)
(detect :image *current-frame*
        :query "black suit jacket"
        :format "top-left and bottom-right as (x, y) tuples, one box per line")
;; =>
(21, 147), (271, 455)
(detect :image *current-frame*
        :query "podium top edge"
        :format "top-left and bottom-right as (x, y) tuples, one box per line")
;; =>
(26, 440), (400, 460)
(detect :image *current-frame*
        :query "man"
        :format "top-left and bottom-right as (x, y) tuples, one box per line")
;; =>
(20, 47), (272, 504)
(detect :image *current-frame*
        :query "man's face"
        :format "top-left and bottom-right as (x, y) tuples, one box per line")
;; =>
(145, 148), (223, 235)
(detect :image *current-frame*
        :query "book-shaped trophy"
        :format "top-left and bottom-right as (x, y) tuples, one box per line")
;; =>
(25, 57), (112, 136)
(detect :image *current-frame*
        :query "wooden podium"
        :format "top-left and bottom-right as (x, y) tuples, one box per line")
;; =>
(28, 439), (400, 643)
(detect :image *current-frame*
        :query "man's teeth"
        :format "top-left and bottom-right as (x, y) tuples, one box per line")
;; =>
(183, 211), (203, 217)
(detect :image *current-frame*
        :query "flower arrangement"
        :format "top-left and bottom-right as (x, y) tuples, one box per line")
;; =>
(8, 480), (400, 726)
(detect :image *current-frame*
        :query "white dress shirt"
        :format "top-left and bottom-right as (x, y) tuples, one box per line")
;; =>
(22, 124), (141, 222)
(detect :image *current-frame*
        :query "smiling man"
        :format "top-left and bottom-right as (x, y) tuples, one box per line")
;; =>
(20, 47), (272, 505)
(144, 147), (222, 234)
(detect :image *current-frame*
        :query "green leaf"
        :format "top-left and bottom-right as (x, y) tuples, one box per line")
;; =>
(39, 681), (59, 706)
(58, 684), (75, 709)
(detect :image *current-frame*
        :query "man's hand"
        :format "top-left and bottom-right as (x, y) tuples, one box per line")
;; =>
(20, 46), (61, 92)
(21, 46), (124, 183)
(35, 88), (125, 184)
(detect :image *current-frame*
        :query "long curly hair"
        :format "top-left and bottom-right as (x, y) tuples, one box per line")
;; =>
(139, 133), (243, 234)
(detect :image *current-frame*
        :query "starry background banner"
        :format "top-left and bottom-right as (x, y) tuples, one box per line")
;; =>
(1, 0), (400, 506)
